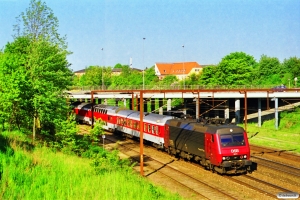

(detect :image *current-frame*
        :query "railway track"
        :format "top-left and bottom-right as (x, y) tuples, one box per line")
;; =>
(250, 144), (300, 163)
(186, 159), (298, 199)
(251, 155), (300, 177)
(223, 175), (293, 199)
(77, 126), (300, 199)
(105, 135), (238, 200)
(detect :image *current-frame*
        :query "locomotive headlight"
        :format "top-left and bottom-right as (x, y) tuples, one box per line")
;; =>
(244, 155), (247, 158)
(223, 156), (230, 160)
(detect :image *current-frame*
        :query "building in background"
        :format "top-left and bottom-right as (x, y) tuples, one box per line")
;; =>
(154, 62), (203, 80)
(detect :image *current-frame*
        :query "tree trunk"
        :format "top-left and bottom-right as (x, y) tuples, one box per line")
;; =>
(33, 116), (36, 143)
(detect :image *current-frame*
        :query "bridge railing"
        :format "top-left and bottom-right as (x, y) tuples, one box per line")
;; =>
(68, 84), (273, 91)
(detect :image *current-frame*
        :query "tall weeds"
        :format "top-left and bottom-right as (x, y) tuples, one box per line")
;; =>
(0, 131), (181, 200)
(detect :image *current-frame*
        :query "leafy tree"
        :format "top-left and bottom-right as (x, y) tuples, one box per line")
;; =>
(84, 66), (103, 86)
(184, 73), (200, 85)
(0, 38), (31, 131)
(282, 57), (300, 81)
(0, 36), (73, 136)
(198, 65), (218, 85)
(215, 52), (257, 85)
(113, 63), (123, 69)
(0, 0), (73, 140)
(145, 66), (159, 86)
(13, 0), (67, 49)
(161, 75), (178, 86)
(256, 55), (282, 84)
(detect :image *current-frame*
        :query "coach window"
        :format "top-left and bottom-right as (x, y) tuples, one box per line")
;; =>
(148, 124), (151, 133)
(144, 123), (147, 132)
(133, 121), (137, 129)
(155, 126), (159, 135)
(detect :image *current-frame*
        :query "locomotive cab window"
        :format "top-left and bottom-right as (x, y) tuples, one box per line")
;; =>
(220, 133), (245, 147)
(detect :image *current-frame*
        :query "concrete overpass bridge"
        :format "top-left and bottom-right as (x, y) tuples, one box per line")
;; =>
(67, 88), (300, 130)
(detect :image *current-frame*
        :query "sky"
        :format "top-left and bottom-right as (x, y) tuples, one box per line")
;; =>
(0, 0), (300, 72)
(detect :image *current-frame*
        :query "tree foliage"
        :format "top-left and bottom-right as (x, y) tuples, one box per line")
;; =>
(215, 52), (257, 85)
(0, 0), (73, 138)
(13, 0), (67, 49)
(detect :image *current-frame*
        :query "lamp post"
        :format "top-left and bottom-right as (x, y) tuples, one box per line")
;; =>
(288, 78), (291, 88)
(143, 38), (146, 90)
(101, 48), (104, 90)
(182, 45), (185, 89)
(294, 77), (298, 88)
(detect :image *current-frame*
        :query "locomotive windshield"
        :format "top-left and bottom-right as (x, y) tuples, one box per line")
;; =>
(220, 133), (245, 147)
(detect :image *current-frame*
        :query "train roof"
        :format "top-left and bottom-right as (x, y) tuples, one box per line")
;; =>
(94, 104), (120, 114)
(166, 118), (245, 134)
(117, 110), (173, 125)
(76, 102), (92, 109)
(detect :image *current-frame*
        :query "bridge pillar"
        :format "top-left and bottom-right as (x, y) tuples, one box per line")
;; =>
(258, 98), (261, 127)
(224, 100), (229, 122)
(235, 99), (240, 124)
(123, 99), (126, 107)
(159, 107), (163, 115)
(159, 98), (163, 115)
(103, 99), (107, 105)
(167, 99), (172, 111)
(115, 99), (118, 106)
(271, 97), (278, 130)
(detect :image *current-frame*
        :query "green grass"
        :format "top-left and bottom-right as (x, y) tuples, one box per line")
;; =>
(245, 109), (300, 154)
(0, 132), (182, 200)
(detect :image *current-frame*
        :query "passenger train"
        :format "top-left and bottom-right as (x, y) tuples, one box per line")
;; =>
(72, 102), (252, 174)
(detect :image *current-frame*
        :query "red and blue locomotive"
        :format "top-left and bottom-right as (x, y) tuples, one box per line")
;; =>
(73, 102), (252, 174)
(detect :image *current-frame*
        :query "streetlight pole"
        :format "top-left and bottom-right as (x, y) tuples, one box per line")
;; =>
(289, 78), (290, 88)
(101, 48), (104, 90)
(143, 38), (146, 90)
(182, 45), (185, 89)
(295, 77), (298, 88)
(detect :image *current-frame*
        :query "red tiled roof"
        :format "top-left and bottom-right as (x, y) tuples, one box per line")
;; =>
(155, 62), (201, 75)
